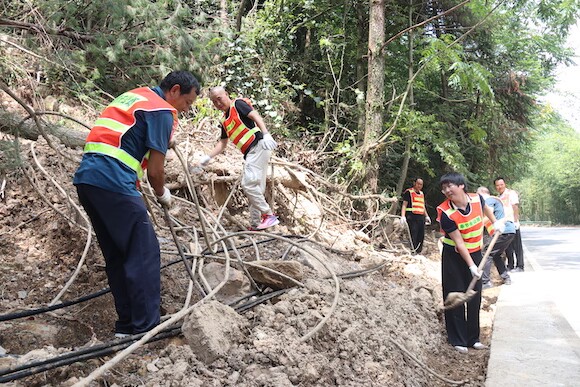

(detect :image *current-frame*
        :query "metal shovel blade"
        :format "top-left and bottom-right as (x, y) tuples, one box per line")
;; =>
(443, 289), (478, 309)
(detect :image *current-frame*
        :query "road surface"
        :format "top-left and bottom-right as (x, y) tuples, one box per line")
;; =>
(486, 225), (580, 386)
(521, 226), (580, 336)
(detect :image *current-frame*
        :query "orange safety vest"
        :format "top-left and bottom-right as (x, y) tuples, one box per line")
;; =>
(83, 87), (177, 179)
(223, 98), (260, 154)
(437, 193), (484, 253)
(405, 189), (426, 215)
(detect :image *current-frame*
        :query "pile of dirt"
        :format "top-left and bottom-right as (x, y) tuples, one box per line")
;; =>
(0, 99), (499, 386)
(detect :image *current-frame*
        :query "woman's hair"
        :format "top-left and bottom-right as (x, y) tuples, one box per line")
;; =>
(439, 172), (467, 191)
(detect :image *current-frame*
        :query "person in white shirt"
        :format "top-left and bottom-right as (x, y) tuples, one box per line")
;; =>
(494, 177), (524, 271)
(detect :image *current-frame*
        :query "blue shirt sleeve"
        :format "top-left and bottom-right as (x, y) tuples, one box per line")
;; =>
(144, 110), (173, 154)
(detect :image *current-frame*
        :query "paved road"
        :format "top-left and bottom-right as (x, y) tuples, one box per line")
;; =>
(486, 226), (580, 387)
(521, 226), (580, 336)
(521, 226), (580, 271)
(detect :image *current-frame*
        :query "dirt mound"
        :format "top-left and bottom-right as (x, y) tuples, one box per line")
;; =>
(0, 112), (497, 386)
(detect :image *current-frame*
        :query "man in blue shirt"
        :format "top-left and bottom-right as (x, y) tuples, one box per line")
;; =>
(74, 71), (200, 337)
(476, 186), (514, 289)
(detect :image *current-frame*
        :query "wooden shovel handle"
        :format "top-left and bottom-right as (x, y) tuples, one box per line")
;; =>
(465, 231), (501, 293)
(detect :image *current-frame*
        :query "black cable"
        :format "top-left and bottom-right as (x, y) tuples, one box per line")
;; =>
(0, 288), (110, 322)
(0, 326), (181, 383)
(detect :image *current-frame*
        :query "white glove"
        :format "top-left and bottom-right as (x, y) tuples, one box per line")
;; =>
(199, 154), (211, 167)
(469, 264), (482, 279)
(156, 187), (172, 207)
(425, 217), (432, 226)
(260, 133), (278, 150)
(399, 217), (407, 226)
(493, 220), (506, 234)
(514, 221), (520, 230)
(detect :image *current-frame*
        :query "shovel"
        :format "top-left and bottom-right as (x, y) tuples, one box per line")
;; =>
(443, 231), (501, 310)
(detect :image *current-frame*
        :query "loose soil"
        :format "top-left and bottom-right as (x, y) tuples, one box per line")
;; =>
(0, 106), (504, 386)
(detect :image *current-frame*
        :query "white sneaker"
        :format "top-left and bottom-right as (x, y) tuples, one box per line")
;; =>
(472, 342), (487, 350)
(114, 332), (131, 339)
(454, 345), (468, 354)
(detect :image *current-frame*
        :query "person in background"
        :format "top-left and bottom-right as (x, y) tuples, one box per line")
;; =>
(437, 172), (504, 354)
(200, 86), (279, 231)
(400, 178), (432, 253)
(476, 186), (514, 289)
(74, 71), (200, 337)
(494, 177), (524, 272)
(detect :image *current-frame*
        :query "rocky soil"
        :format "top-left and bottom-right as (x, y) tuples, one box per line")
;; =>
(0, 99), (502, 386)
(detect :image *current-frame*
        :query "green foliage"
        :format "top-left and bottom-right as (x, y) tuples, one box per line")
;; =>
(32, 0), (222, 97)
(2, 0), (578, 200)
(515, 113), (580, 224)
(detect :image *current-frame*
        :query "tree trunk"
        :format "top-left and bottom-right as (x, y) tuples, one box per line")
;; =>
(362, 0), (385, 194)
(392, 1), (414, 215)
(356, 0), (368, 137)
(235, 0), (250, 32)
(0, 109), (87, 149)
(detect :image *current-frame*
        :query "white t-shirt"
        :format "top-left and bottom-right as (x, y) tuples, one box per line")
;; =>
(500, 188), (519, 206)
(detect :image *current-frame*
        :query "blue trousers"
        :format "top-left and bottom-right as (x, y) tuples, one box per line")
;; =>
(76, 184), (160, 334)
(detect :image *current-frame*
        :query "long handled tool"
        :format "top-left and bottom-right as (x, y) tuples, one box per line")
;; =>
(443, 231), (501, 310)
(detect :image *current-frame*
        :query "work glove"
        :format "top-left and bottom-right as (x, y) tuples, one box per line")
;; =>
(493, 220), (506, 234)
(425, 216), (432, 226)
(156, 187), (172, 207)
(260, 133), (278, 150)
(514, 221), (520, 230)
(469, 264), (482, 279)
(399, 217), (407, 226)
(199, 154), (212, 167)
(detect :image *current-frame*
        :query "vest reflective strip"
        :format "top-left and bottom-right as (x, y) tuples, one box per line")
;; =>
(442, 237), (483, 250)
(485, 219), (495, 235)
(83, 142), (144, 179)
(108, 92), (148, 110)
(93, 117), (131, 133)
(233, 128), (259, 150)
(406, 191), (426, 214)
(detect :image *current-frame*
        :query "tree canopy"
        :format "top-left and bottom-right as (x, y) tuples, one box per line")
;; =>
(1, 0), (579, 222)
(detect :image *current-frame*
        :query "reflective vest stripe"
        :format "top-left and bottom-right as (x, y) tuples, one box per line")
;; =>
(108, 91), (148, 110)
(94, 117), (131, 133)
(223, 99), (259, 154)
(437, 193), (484, 253)
(83, 87), (177, 181)
(84, 142), (144, 179)
(441, 237), (482, 250)
(485, 219), (495, 235)
(405, 189), (426, 214)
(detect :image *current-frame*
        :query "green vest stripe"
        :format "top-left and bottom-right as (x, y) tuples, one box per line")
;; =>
(234, 128), (260, 149)
(83, 142), (144, 179)
(94, 117), (130, 133)
(442, 237), (482, 249)
(108, 92), (148, 110)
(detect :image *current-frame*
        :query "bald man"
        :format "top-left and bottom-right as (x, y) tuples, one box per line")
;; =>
(199, 87), (279, 230)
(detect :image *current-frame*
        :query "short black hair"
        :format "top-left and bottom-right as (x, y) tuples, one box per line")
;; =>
(440, 172), (467, 190)
(159, 71), (201, 95)
(493, 176), (505, 184)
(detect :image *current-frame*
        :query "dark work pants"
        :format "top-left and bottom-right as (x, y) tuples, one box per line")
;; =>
(481, 233), (515, 283)
(406, 214), (425, 253)
(76, 184), (161, 334)
(505, 229), (524, 270)
(442, 246), (482, 347)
